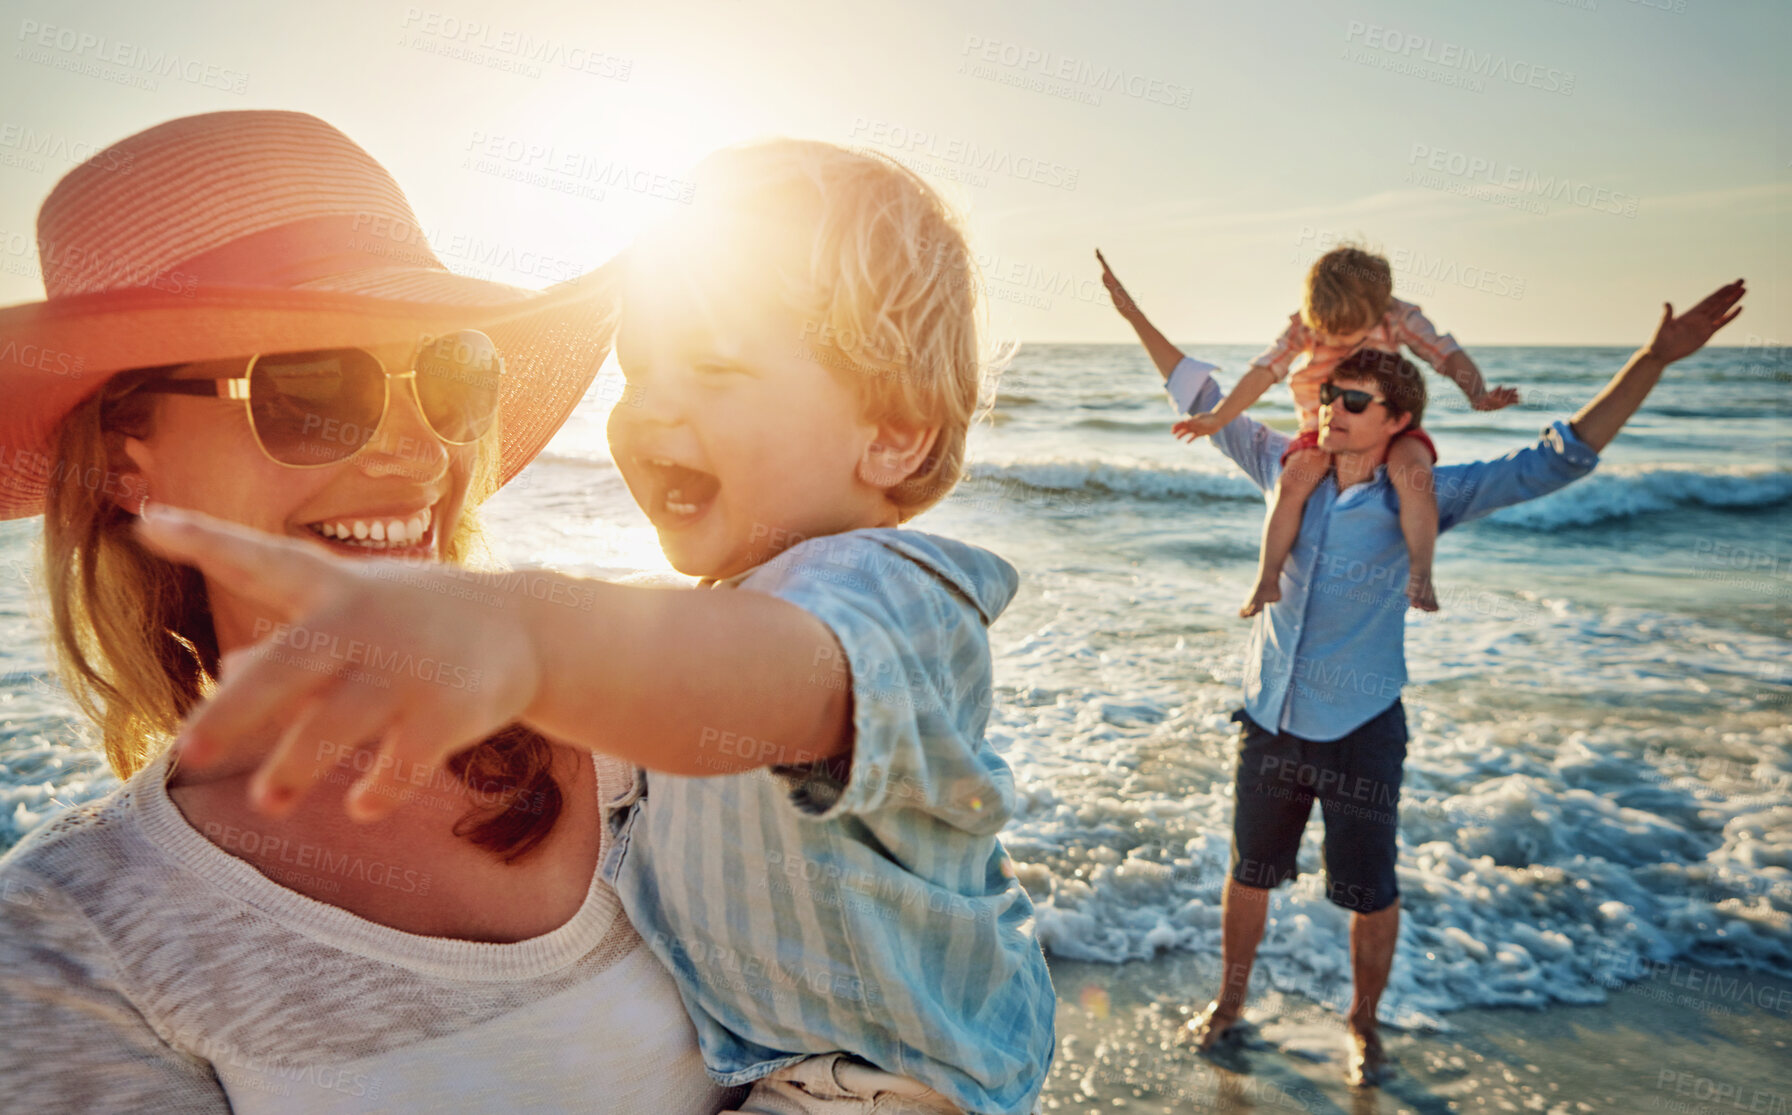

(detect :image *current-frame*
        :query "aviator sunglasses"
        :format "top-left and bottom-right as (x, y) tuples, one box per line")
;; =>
(136, 330), (503, 468)
(1317, 382), (1389, 415)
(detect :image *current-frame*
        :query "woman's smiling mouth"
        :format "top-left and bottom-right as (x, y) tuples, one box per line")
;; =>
(303, 506), (436, 554)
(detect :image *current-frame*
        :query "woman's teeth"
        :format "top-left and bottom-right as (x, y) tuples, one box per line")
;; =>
(307, 508), (433, 549)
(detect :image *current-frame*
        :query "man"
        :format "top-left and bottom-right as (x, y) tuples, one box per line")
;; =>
(1097, 251), (1744, 1086)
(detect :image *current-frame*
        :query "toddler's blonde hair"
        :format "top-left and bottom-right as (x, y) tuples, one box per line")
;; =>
(1301, 244), (1393, 336)
(668, 138), (996, 519)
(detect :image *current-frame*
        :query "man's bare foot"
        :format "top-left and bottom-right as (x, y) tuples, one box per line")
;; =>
(1240, 579), (1281, 618)
(1344, 1025), (1391, 1087)
(1177, 1000), (1242, 1051)
(1406, 572), (1439, 612)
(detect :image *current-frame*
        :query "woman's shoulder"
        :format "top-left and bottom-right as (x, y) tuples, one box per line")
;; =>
(0, 784), (235, 1113)
(592, 752), (638, 806)
(0, 780), (170, 975)
(0, 778), (161, 899)
(0, 755), (308, 984)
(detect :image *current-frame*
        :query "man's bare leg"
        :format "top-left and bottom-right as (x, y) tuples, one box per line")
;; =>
(1344, 897), (1401, 1086)
(1183, 877), (1272, 1048)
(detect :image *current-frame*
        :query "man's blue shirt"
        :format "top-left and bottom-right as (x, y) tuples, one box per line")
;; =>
(1165, 357), (1600, 740)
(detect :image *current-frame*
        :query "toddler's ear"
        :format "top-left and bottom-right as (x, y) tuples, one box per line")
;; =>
(857, 422), (940, 491)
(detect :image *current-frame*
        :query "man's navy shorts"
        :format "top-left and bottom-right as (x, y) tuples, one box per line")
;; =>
(1228, 700), (1407, 914)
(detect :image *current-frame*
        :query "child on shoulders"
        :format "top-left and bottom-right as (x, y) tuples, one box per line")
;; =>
(1171, 245), (1518, 615)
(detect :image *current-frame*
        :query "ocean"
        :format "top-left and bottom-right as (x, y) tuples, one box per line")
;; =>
(3, 342), (1787, 1030)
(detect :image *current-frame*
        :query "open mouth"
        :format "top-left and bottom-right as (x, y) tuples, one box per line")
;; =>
(302, 506), (435, 555)
(638, 456), (720, 529)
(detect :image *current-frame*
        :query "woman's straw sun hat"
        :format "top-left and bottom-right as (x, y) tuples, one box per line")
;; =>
(0, 109), (619, 519)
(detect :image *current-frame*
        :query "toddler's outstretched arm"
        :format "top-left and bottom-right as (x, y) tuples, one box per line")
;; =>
(1439, 350), (1520, 411)
(1173, 366), (1276, 440)
(134, 509), (854, 821)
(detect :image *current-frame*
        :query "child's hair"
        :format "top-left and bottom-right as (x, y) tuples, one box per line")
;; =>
(1331, 348), (1426, 429)
(1301, 245), (1393, 336)
(668, 138), (996, 519)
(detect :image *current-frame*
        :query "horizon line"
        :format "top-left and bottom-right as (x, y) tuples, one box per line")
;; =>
(1013, 340), (1776, 350)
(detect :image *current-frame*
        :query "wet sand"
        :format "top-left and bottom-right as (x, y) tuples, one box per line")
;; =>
(1039, 951), (1792, 1114)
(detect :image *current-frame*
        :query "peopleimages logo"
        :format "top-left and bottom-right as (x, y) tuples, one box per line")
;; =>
(15, 19), (250, 94)
(957, 34), (1193, 109)
(1343, 21), (1576, 96)
(1293, 228), (1527, 302)
(848, 117), (1082, 191)
(0, 122), (134, 175)
(398, 7), (631, 81)
(1407, 143), (1639, 217)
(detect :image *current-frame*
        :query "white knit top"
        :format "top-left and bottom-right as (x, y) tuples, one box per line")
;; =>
(0, 750), (734, 1114)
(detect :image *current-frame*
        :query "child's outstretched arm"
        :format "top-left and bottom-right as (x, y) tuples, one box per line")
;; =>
(1396, 303), (1519, 411)
(1172, 366), (1275, 439)
(1438, 350), (1520, 411)
(136, 507), (851, 821)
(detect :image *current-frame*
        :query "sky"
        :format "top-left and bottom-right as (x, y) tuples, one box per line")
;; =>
(0, 0), (1785, 346)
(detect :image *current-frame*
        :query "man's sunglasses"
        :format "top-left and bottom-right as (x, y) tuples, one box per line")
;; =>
(1318, 382), (1389, 414)
(136, 330), (503, 468)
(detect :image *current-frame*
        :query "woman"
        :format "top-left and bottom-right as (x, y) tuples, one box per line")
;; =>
(0, 110), (735, 1113)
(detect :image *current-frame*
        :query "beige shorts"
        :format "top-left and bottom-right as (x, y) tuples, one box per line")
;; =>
(721, 1053), (964, 1115)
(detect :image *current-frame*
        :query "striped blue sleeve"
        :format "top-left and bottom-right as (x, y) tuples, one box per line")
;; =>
(738, 536), (1013, 835)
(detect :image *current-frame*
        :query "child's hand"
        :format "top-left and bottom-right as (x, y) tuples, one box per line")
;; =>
(1173, 411), (1227, 440)
(1470, 385), (1521, 411)
(1095, 249), (1140, 319)
(136, 506), (544, 822)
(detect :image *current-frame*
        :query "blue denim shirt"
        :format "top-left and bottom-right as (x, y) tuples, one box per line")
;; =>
(1167, 357), (1600, 741)
(600, 528), (1055, 1115)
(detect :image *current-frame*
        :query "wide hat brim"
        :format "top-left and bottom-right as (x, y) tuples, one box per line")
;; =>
(0, 263), (621, 520)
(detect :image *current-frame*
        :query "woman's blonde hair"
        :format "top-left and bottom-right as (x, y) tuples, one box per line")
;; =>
(43, 367), (562, 860)
(1301, 244), (1393, 336)
(656, 138), (1000, 519)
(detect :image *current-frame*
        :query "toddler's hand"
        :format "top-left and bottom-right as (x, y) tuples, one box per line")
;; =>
(1173, 411), (1227, 440)
(137, 506), (545, 823)
(1470, 385), (1521, 411)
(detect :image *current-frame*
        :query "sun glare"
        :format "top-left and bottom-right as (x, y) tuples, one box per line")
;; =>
(443, 80), (762, 292)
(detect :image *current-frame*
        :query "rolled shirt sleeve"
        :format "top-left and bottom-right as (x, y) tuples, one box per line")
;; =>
(1164, 355), (1218, 414)
(1436, 419), (1600, 531)
(1165, 356), (1288, 493)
